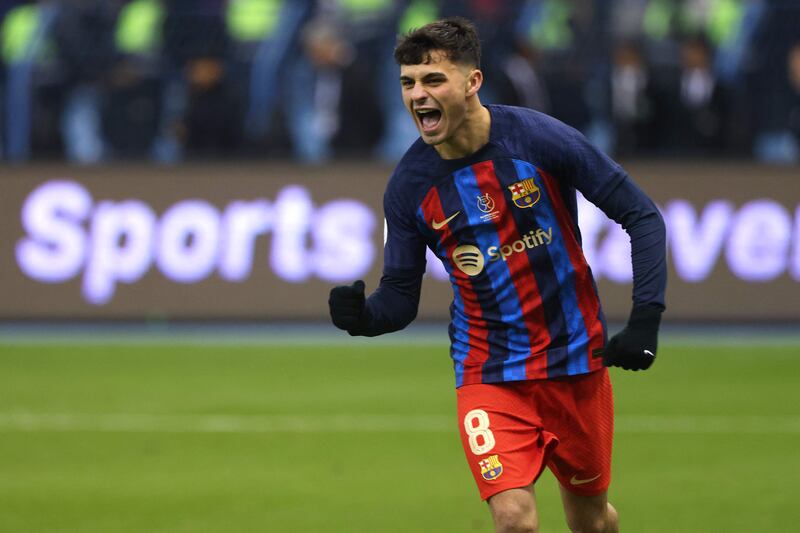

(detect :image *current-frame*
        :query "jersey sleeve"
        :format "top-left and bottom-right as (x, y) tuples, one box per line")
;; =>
(594, 177), (667, 309)
(382, 180), (427, 277)
(355, 176), (427, 336)
(539, 121), (667, 310)
(545, 122), (628, 205)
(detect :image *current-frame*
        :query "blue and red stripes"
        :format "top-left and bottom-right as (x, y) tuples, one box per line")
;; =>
(467, 161), (552, 380)
(501, 160), (587, 375)
(537, 166), (606, 372)
(418, 158), (605, 384)
(420, 188), (490, 386)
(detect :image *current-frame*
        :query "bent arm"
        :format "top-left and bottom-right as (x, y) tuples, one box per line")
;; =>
(597, 177), (667, 309)
(541, 120), (667, 310)
(355, 270), (423, 337)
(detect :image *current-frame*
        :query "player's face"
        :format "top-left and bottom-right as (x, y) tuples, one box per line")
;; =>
(399, 51), (481, 147)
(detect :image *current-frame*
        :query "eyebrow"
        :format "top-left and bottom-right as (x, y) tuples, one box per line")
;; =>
(399, 72), (448, 84)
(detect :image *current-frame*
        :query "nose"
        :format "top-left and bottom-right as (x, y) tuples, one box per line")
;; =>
(408, 82), (427, 103)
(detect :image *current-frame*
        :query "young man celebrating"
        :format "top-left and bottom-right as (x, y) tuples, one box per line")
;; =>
(329, 17), (666, 533)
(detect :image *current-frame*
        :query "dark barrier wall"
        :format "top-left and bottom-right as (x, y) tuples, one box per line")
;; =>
(1, 162), (798, 321)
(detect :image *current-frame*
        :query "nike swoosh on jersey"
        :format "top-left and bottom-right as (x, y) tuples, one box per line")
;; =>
(569, 474), (601, 486)
(432, 211), (461, 230)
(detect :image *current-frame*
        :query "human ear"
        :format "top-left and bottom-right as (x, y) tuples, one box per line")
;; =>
(465, 68), (483, 97)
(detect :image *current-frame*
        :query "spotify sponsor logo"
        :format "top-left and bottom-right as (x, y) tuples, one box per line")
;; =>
(452, 245), (485, 276)
(451, 228), (553, 276)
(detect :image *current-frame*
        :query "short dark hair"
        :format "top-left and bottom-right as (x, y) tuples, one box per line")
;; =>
(394, 17), (481, 68)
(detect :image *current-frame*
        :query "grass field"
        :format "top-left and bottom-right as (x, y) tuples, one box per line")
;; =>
(1, 331), (799, 532)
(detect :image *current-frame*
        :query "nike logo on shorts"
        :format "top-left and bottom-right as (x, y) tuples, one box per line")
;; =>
(570, 474), (601, 486)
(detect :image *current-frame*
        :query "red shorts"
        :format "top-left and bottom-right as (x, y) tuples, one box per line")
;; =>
(456, 368), (613, 500)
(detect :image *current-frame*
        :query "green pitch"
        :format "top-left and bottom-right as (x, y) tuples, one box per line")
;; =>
(1, 334), (799, 532)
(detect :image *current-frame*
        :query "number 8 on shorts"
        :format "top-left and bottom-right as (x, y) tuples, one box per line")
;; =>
(464, 409), (496, 455)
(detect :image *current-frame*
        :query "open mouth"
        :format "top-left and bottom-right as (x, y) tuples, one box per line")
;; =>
(415, 108), (442, 134)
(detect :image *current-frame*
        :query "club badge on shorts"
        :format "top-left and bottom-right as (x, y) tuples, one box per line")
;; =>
(479, 455), (504, 481)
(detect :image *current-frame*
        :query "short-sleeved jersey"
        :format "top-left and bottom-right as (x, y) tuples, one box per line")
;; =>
(383, 105), (662, 388)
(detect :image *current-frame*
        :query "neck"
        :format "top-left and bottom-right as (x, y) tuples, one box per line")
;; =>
(435, 100), (491, 160)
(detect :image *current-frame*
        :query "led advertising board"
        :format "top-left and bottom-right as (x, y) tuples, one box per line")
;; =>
(1, 162), (798, 321)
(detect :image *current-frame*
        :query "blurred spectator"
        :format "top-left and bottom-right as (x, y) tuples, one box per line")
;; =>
(504, 30), (550, 115)
(227, 0), (314, 154)
(514, 1), (599, 134)
(788, 43), (800, 148)
(51, 0), (119, 164)
(283, 8), (350, 163)
(333, 0), (414, 161)
(610, 39), (656, 155)
(286, 0), (412, 163)
(155, 0), (235, 161)
(752, 1), (800, 164)
(1, 0), (798, 164)
(103, 0), (164, 159)
(1, 0), (59, 162)
(672, 33), (728, 154)
(753, 40), (800, 163)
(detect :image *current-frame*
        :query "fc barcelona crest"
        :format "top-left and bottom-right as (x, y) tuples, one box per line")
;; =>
(479, 455), (504, 481)
(508, 178), (541, 209)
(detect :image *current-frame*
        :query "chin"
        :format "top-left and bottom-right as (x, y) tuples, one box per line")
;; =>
(419, 131), (445, 145)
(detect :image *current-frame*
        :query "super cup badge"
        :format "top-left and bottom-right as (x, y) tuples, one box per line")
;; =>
(479, 455), (504, 481)
(477, 193), (495, 213)
(508, 178), (541, 209)
(476, 193), (500, 222)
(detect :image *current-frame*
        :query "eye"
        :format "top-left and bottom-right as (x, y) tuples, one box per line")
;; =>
(424, 76), (446, 87)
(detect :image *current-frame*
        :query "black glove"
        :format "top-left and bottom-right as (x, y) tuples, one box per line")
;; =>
(603, 304), (662, 371)
(329, 280), (369, 334)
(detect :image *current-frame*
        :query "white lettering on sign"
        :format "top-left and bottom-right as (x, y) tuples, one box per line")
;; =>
(84, 200), (156, 304)
(574, 196), (799, 285)
(663, 199), (733, 282)
(314, 199), (375, 282)
(15, 181), (800, 306)
(219, 200), (273, 282)
(725, 200), (793, 282)
(16, 180), (91, 282)
(792, 206), (800, 281)
(16, 181), (376, 304)
(156, 200), (221, 284)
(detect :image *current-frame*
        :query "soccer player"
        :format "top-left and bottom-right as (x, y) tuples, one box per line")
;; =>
(329, 17), (666, 533)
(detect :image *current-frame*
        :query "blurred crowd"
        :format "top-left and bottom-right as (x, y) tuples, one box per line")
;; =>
(1, 0), (799, 165)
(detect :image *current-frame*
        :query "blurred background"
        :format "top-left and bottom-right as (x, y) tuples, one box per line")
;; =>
(1, 3), (799, 532)
(0, 0), (799, 165)
(1, 0), (798, 323)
